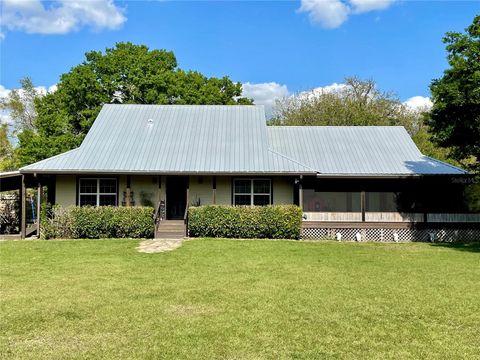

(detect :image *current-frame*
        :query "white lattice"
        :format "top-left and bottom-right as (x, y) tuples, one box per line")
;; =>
(302, 228), (330, 240)
(302, 227), (480, 242)
(430, 229), (479, 243)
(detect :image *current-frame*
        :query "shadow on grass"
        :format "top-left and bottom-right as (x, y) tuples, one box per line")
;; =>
(429, 242), (480, 253)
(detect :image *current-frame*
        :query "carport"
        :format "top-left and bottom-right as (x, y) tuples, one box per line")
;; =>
(0, 171), (55, 239)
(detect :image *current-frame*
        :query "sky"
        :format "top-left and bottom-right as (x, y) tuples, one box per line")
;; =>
(0, 0), (479, 119)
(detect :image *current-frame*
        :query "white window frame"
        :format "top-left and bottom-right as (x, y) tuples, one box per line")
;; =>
(78, 178), (117, 206)
(233, 178), (271, 206)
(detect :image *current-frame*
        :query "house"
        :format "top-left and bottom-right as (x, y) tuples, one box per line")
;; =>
(2, 104), (479, 240)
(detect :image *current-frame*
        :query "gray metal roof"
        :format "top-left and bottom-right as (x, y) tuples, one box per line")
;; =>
(20, 104), (466, 176)
(21, 105), (312, 175)
(267, 126), (466, 175)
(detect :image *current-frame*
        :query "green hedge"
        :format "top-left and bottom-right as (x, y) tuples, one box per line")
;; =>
(188, 205), (303, 239)
(41, 206), (154, 239)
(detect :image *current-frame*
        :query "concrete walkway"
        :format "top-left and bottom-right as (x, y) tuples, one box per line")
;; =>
(137, 239), (184, 253)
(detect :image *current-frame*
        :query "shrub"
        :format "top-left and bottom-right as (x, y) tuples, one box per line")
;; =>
(41, 206), (154, 239)
(188, 205), (302, 239)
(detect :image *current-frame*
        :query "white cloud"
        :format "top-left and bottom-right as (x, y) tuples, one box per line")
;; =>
(0, 83), (57, 125)
(0, 85), (13, 125)
(242, 80), (433, 119)
(350, 0), (396, 13)
(298, 0), (396, 28)
(403, 96), (433, 111)
(0, 85), (11, 99)
(242, 82), (289, 117)
(243, 81), (351, 117)
(297, 82), (347, 101)
(298, 0), (349, 29)
(1, 0), (126, 36)
(48, 84), (58, 93)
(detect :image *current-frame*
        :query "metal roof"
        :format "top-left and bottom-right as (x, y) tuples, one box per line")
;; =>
(20, 104), (466, 176)
(21, 105), (312, 175)
(267, 126), (466, 175)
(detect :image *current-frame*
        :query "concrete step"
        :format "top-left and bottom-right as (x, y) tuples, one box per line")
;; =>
(159, 228), (185, 233)
(155, 232), (185, 239)
(160, 220), (185, 225)
(159, 224), (185, 228)
(155, 221), (186, 239)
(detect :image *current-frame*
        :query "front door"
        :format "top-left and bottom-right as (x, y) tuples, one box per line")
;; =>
(166, 176), (188, 220)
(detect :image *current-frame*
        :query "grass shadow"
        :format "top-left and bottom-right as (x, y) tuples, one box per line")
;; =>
(429, 242), (480, 253)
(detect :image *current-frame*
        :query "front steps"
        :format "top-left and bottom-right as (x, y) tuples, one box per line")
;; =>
(155, 220), (186, 239)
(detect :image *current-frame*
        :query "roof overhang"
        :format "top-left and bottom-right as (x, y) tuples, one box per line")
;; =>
(19, 169), (317, 176)
(315, 173), (471, 179)
(0, 171), (22, 192)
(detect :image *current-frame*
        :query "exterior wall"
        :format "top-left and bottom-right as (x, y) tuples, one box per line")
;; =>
(55, 175), (76, 207)
(189, 176), (214, 206)
(272, 177), (294, 205)
(54, 174), (296, 208)
(215, 176), (232, 205)
(129, 175), (158, 207)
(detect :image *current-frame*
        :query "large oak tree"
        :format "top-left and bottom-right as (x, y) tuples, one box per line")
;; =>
(427, 15), (480, 172)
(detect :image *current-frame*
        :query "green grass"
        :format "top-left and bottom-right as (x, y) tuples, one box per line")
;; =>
(1, 239), (479, 359)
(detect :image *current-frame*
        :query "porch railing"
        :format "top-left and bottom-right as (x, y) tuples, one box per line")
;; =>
(184, 203), (189, 237)
(303, 212), (480, 223)
(303, 212), (362, 222)
(427, 213), (480, 223)
(365, 212), (424, 223)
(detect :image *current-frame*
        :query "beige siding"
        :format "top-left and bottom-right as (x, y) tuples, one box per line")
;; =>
(130, 175), (158, 207)
(189, 176), (214, 206)
(54, 175), (294, 208)
(55, 175), (76, 207)
(215, 176), (232, 205)
(272, 177), (294, 205)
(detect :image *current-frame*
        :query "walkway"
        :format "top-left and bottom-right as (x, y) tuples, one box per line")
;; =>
(137, 238), (184, 253)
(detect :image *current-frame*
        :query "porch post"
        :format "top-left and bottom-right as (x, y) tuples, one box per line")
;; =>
(158, 175), (163, 202)
(361, 191), (366, 222)
(37, 180), (41, 237)
(212, 176), (217, 204)
(186, 177), (190, 208)
(126, 175), (132, 207)
(20, 174), (26, 239)
(298, 175), (303, 210)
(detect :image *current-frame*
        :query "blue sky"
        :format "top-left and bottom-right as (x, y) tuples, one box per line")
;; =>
(0, 0), (478, 116)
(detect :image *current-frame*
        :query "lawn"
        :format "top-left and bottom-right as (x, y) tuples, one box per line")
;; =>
(1, 239), (479, 359)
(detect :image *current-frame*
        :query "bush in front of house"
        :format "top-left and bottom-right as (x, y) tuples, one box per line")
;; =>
(188, 205), (303, 239)
(41, 206), (154, 239)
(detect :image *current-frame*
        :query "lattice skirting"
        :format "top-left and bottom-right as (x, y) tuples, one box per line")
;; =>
(302, 227), (480, 243)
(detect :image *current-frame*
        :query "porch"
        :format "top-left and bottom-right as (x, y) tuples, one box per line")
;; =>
(298, 176), (480, 241)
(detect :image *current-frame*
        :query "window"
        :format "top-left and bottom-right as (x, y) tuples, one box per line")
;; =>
(234, 179), (271, 206)
(366, 192), (398, 212)
(79, 178), (117, 206)
(303, 190), (361, 212)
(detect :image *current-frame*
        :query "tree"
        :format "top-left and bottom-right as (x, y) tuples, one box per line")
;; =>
(0, 77), (40, 134)
(427, 15), (480, 172)
(16, 42), (253, 166)
(0, 124), (16, 171)
(271, 77), (454, 163)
